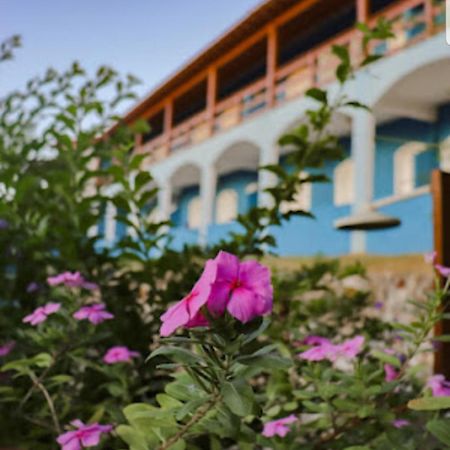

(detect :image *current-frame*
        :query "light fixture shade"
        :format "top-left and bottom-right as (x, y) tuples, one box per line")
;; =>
(334, 209), (401, 230)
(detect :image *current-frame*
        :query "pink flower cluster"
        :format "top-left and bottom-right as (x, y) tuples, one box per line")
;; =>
(425, 251), (450, 277)
(160, 251), (272, 337)
(103, 346), (139, 364)
(427, 374), (450, 397)
(262, 415), (297, 438)
(73, 303), (114, 324)
(57, 420), (112, 449)
(298, 335), (365, 362)
(48, 271), (98, 290)
(23, 302), (61, 326)
(0, 341), (15, 357)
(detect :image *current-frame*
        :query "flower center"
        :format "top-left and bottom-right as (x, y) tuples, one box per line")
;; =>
(230, 278), (241, 290)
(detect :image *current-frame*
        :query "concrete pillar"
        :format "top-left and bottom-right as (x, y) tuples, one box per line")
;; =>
(350, 108), (377, 253)
(258, 144), (279, 208)
(158, 182), (172, 222)
(199, 163), (217, 246)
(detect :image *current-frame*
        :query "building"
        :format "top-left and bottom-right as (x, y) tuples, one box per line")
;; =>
(105, 0), (449, 256)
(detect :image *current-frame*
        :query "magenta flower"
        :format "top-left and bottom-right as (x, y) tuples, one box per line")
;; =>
(435, 264), (450, 278)
(298, 336), (364, 362)
(73, 303), (114, 325)
(23, 302), (61, 326)
(427, 374), (450, 397)
(26, 282), (40, 293)
(0, 341), (15, 357)
(56, 420), (112, 449)
(103, 346), (140, 364)
(48, 271), (98, 290)
(392, 419), (410, 428)
(301, 335), (331, 346)
(160, 259), (216, 337)
(208, 251), (273, 323)
(262, 415), (297, 438)
(384, 364), (398, 382)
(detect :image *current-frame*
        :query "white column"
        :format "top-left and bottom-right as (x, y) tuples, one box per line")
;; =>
(158, 182), (172, 222)
(350, 109), (376, 253)
(199, 164), (217, 247)
(258, 144), (279, 208)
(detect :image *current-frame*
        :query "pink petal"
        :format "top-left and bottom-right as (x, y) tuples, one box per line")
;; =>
(208, 280), (231, 316)
(80, 430), (102, 447)
(160, 299), (190, 337)
(43, 302), (61, 314)
(187, 259), (216, 317)
(227, 287), (258, 323)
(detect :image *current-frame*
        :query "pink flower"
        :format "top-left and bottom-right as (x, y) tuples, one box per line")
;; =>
(427, 374), (450, 397)
(160, 259), (216, 337)
(23, 302), (61, 326)
(301, 336), (331, 346)
(208, 251), (273, 323)
(336, 336), (365, 359)
(0, 341), (15, 357)
(298, 336), (364, 362)
(73, 303), (114, 325)
(103, 346), (140, 364)
(48, 271), (98, 290)
(424, 251), (436, 264)
(384, 364), (398, 382)
(435, 264), (450, 278)
(392, 419), (410, 428)
(262, 415), (297, 438)
(56, 420), (112, 449)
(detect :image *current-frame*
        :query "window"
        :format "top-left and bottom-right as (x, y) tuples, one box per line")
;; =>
(440, 137), (450, 173)
(216, 189), (238, 224)
(280, 172), (312, 213)
(334, 159), (354, 206)
(104, 202), (117, 243)
(187, 196), (202, 229)
(394, 142), (427, 195)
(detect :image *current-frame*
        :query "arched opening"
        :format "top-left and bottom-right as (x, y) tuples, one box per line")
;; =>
(215, 189), (238, 224)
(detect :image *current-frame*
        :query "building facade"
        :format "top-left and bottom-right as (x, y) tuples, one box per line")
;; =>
(105, 0), (449, 256)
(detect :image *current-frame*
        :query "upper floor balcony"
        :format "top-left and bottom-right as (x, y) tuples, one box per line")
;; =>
(129, 0), (446, 164)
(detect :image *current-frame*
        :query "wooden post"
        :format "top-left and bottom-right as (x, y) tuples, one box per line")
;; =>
(424, 0), (434, 36)
(432, 169), (450, 377)
(206, 67), (217, 135)
(266, 25), (278, 108)
(163, 100), (173, 155)
(356, 0), (370, 23)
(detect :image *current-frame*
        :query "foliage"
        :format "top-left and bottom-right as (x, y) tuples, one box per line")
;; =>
(1, 19), (449, 450)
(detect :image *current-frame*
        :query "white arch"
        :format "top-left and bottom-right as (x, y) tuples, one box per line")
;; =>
(334, 159), (354, 206)
(216, 189), (238, 224)
(366, 35), (450, 107)
(213, 140), (261, 175)
(394, 142), (427, 195)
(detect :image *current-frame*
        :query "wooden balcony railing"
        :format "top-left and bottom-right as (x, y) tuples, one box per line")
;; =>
(139, 0), (445, 162)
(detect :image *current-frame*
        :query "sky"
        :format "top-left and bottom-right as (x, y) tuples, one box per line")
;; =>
(0, 0), (262, 102)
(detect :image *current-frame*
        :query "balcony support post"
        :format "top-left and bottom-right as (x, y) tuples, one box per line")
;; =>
(266, 25), (278, 108)
(356, 0), (370, 23)
(199, 163), (217, 247)
(158, 181), (173, 222)
(163, 100), (173, 155)
(207, 68), (217, 135)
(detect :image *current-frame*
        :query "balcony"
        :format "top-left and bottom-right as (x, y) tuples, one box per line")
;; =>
(136, 0), (446, 164)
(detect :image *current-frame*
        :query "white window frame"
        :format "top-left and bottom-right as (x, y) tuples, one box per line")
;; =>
(394, 142), (427, 196)
(187, 195), (202, 229)
(215, 188), (239, 224)
(280, 171), (312, 214)
(104, 202), (117, 243)
(440, 137), (450, 173)
(334, 158), (355, 206)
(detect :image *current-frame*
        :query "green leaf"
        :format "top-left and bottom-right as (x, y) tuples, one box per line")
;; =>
(344, 447), (371, 450)
(236, 353), (292, 371)
(426, 419), (450, 446)
(305, 88), (327, 104)
(371, 350), (401, 368)
(408, 396), (450, 411)
(148, 346), (204, 366)
(221, 380), (254, 417)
